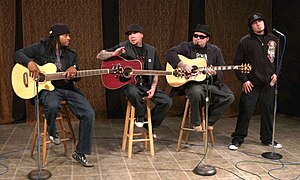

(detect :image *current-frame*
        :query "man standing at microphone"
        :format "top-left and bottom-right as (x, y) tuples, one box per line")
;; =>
(229, 13), (282, 150)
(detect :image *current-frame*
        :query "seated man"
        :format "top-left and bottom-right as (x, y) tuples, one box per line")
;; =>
(13, 23), (95, 167)
(166, 24), (234, 131)
(97, 24), (172, 134)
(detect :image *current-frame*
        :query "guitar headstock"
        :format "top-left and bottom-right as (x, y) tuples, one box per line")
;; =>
(238, 63), (252, 73)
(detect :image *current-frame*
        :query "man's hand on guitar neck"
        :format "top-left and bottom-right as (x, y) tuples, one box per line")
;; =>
(206, 66), (217, 76)
(27, 60), (40, 80)
(64, 66), (77, 79)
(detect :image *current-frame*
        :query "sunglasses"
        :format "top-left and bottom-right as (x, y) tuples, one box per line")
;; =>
(193, 34), (207, 39)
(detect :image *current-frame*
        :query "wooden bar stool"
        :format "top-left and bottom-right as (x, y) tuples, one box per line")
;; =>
(121, 99), (154, 158)
(30, 100), (76, 167)
(176, 97), (215, 152)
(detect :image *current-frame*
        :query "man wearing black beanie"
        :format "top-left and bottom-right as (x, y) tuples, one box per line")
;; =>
(13, 23), (95, 167)
(229, 13), (282, 150)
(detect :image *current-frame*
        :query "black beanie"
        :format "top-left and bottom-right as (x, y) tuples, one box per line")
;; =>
(49, 23), (70, 37)
(248, 13), (265, 28)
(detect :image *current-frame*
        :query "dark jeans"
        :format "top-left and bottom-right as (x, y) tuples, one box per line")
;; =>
(122, 84), (172, 128)
(40, 88), (95, 155)
(231, 85), (274, 144)
(185, 84), (234, 126)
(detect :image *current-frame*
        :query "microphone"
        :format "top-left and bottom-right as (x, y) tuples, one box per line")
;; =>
(273, 29), (285, 37)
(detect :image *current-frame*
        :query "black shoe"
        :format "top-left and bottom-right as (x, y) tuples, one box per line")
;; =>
(262, 141), (283, 149)
(72, 151), (94, 167)
(135, 116), (144, 127)
(49, 133), (61, 145)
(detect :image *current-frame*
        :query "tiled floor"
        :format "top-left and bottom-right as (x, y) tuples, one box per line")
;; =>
(1, 115), (300, 180)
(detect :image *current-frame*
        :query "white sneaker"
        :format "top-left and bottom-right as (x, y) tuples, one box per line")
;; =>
(135, 116), (144, 128)
(228, 143), (241, 150)
(153, 133), (157, 139)
(264, 141), (283, 149)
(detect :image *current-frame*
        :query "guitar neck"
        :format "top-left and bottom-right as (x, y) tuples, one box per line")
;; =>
(45, 69), (111, 81)
(199, 65), (240, 71)
(131, 69), (173, 76)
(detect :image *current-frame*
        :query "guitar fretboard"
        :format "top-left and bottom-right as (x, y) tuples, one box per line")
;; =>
(130, 70), (173, 76)
(198, 65), (240, 71)
(45, 69), (111, 81)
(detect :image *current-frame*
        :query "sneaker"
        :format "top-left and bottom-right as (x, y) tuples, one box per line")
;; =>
(262, 141), (283, 149)
(228, 142), (241, 150)
(72, 151), (94, 167)
(49, 133), (60, 145)
(143, 124), (157, 139)
(135, 116), (144, 127)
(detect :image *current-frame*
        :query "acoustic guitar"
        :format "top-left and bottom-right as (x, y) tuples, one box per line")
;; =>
(101, 56), (182, 90)
(165, 55), (252, 87)
(11, 63), (117, 99)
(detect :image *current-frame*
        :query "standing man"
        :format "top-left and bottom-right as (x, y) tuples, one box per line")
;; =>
(13, 23), (95, 167)
(229, 13), (282, 150)
(97, 24), (172, 134)
(166, 24), (234, 131)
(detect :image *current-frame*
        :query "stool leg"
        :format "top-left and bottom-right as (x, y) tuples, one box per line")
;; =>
(146, 100), (154, 156)
(177, 99), (189, 151)
(122, 101), (131, 151)
(185, 108), (191, 143)
(209, 128), (215, 146)
(128, 104), (135, 158)
(31, 121), (38, 156)
(201, 107), (207, 152)
(42, 119), (48, 168)
(58, 117), (67, 153)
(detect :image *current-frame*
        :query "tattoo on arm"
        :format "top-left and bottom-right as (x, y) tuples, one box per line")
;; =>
(151, 75), (158, 89)
(97, 50), (114, 61)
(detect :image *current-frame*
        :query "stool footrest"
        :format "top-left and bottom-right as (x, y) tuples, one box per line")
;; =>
(46, 138), (72, 144)
(132, 139), (150, 142)
(182, 127), (207, 132)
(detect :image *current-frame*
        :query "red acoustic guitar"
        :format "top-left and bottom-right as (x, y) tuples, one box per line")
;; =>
(101, 56), (182, 90)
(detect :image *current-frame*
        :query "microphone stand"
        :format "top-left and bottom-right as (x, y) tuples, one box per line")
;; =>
(261, 32), (286, 160)
(193, 74), (216, 176)
(28, 78), (52, 179)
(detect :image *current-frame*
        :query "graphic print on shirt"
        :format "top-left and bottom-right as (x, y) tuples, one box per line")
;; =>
(267, 40), (276, 63)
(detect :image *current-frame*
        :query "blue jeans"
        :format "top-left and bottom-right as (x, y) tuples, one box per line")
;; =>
(40, 88), (95, 155)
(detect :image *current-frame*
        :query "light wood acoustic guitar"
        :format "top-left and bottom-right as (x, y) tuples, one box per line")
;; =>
(165, 55), (252, 87)
(11, 63), (117, 99)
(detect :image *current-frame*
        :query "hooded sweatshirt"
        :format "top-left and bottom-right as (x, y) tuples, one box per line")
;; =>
(233, 18), (278, 87)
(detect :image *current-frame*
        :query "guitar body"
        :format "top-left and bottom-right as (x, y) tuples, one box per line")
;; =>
(11, 63), (57, 99)
(101, 56), (142, 89)
(166, 55), (207, 87)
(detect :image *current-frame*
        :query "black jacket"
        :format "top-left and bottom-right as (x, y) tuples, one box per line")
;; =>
(13, 39), (80, 90)
(166, 41), (233, 96)
(107, 40), (162, 87)
(233, 31), (278, 87)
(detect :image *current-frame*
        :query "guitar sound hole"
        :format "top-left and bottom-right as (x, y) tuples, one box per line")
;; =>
(123, 68), (133, 77)
(38, 73), (46, 82)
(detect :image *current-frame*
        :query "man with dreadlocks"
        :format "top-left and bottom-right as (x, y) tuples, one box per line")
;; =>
(13, 23), (95, 167)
